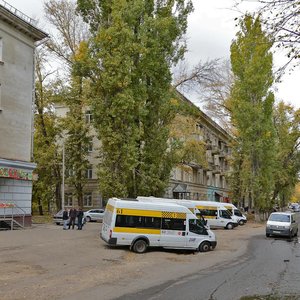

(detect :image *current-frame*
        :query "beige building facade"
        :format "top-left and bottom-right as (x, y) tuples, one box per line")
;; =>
(166, 98), (231, 202)
(0, 1), (47, 226)
(56, 95), (232, 208)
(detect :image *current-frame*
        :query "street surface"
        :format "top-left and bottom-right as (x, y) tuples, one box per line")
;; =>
(117, 215), (300, 300)
(0, 219), (280, 300)
(119, 232), (300, 300)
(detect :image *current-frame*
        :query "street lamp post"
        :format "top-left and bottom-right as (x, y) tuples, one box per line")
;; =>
(61, 141), (65, 210)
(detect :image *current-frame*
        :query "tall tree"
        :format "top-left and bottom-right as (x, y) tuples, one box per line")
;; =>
(272, 102), (300, 207)
(33, 49), (62, 213)
(59, 76), (91, 208)
(237, 0), (300, 72)
(229, 14), (276, 212)
(43, 0), (92, 207)
(76, 0), (193, 198)
(44, 0), (89, 71)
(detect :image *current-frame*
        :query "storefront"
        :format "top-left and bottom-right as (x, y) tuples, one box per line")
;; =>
(0, 158), (36, 226)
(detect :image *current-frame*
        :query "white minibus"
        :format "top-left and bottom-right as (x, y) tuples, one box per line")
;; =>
(189, 201), (238, 229)
(219, 203), (247, 225)
(136, 196), (208, 227)
(101, 198), (217, 253)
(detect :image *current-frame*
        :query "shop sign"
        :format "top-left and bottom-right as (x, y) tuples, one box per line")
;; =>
(0, 203), (16, 208)
(0, 167), (33, 181)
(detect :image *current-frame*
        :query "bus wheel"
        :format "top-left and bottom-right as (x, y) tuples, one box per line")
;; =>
(199, 241), (210, 252)
(226, 223), (234, 230)
(132, 239), (148, 254)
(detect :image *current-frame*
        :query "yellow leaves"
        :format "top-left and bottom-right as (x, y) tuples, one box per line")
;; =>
(170, 98), (179, 106)
(169, 114), (198, 139)
(265, 130), (271, 138)
(73, 41), (89, 63)
(291, 183), (300, 202)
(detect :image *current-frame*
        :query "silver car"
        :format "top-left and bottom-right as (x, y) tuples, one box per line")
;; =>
(84, 209), (105, 222)
(266, 211), (298, 238)
(53, 210), (85, 226)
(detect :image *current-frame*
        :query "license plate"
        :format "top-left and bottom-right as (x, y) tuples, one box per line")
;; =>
(273, 230), (281, 234)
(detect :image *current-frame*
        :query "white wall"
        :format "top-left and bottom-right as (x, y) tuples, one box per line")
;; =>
(0, 21), (35, 162)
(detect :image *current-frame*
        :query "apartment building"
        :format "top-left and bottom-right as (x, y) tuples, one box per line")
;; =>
(55, 92), (232, 208)
(0, 1), (48, 226)
(165, 96), (232, 202)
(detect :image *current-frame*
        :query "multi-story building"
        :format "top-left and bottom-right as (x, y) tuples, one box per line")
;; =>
(55, 93), (232, 208)
(165, 95), (232, 202)
(0, 1), (48, 226)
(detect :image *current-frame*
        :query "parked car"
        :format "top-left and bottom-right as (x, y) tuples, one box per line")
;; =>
(289, 203), (300, 212)
(266, 211), (298, 238)
(53, 210), (64, 225)
(53, 210), (85, 226)
(83, 209), (105, 222)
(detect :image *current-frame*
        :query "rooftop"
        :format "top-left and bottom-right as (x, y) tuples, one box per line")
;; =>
(0, 0), (36, 26)
(0, 0), (48, 42)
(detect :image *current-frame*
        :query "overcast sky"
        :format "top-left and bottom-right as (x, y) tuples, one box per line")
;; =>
(6, 0), (300, 109)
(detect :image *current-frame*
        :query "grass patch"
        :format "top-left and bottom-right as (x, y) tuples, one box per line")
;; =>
(32, 214), (52, 224)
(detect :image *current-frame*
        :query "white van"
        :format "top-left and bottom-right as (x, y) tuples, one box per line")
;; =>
(136, 196), (208, 227)
(219, 203), (247, 225)
(266, 211), (298, 238)
(101, 198), (217, 253)
(189, 201), (238, 229)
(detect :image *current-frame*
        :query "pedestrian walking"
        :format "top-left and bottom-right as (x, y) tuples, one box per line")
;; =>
(77, 207), (84, 230)
(68, 207), (77, 230)
(62, 208), (69, 230)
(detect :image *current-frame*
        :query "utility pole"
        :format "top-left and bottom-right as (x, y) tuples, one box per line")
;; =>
(62, 141), (65, 210)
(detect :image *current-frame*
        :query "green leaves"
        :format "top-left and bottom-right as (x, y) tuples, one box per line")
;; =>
(76, 0), (193, 198)
(229, 14), (276, 211)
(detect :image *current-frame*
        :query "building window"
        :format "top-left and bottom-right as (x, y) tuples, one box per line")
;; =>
(64, 193), (73, 206)
(85, 110), (93, 123)
(85, 167), (92, 179)
(83, 193), (93, 207)
(88, 140), (93, 152)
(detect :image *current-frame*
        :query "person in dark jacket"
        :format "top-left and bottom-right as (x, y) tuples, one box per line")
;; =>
(62, 208), (69, 230)
(68, 207), (77, 230)
(77, 207), (84, 230)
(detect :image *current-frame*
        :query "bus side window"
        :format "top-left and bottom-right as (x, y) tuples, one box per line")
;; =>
(162, 218), (185, 231)
(162, 218), (171, 229)
(144, 217), (161, 229)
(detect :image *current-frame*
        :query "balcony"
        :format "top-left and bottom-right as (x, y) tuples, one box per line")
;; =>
(212, 165), (221, 174)
(211, 145), (220, 155)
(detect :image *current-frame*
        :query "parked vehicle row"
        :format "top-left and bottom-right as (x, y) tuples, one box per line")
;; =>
(53, 208), (105, 225)
(137, 197), (247, 229)
(53, 197), (248, 254)
(101, 198), (217, 254)
(100, 197), (248, 254)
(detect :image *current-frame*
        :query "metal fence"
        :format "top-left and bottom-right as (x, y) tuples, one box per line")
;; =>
(0, 202), (25, 229)
(0, 0), (37, 26)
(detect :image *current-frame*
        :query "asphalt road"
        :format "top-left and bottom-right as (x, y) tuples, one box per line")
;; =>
(115, 216), (300, 300)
